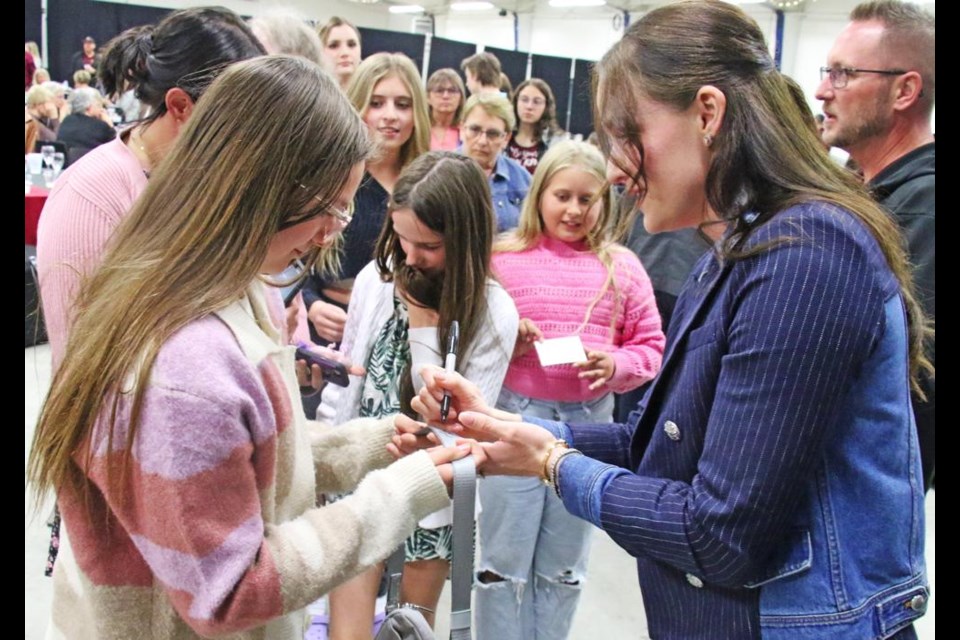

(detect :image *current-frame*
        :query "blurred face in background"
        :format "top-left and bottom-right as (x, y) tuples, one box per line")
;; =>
(428, 83), (462, 120)
(517, 85), (547, 126)
(322, 25), (361, 85)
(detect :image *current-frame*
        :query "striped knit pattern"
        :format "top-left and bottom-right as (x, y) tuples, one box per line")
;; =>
(48, 283), (450, 639)
(566, 203), (901, 638)
(36, 135), (148, 370)
(492, 234), (665, 401)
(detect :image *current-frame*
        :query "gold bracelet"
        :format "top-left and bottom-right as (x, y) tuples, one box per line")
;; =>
(540, 439), (568, 484)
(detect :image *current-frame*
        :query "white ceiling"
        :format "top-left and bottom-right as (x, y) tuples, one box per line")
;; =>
(373, 0), (931, 20)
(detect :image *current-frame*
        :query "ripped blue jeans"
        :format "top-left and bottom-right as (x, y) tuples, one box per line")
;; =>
(475, 387), (613, 640)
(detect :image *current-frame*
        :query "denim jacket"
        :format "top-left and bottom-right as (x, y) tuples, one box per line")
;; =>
(533, 204), (929, 639)
(488, 153), (531, 232)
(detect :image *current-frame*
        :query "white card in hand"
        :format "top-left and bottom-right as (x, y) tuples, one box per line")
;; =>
(534, 335), (588, 367)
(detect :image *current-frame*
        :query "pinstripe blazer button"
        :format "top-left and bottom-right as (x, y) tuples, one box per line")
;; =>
(663, 420), (681, 441)
(685, 573), (704, 588)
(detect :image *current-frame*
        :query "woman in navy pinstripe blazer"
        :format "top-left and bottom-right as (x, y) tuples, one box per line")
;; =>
(406, 1), (933, 638)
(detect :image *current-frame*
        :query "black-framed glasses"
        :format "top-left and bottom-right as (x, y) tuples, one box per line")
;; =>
(819, 66), (908, 90)
(297, 184), (353, 226)
(463, 124), (507, 142)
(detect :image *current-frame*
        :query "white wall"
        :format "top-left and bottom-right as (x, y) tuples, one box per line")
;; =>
(94, 0), (393, 29)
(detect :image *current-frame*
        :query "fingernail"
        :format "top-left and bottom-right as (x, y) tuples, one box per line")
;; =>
(457, 443), (471, 451)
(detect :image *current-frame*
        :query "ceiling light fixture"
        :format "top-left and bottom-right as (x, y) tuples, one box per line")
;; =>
(450, 1), (496, 11)
(389, 3), (425, 12)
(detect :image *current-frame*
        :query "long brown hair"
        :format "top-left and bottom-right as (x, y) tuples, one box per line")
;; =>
(374, 151), (496, 405)
(593, 0), (931, 392)
(27, 55), (372, 507)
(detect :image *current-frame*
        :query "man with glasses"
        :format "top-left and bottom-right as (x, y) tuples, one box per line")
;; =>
(460, 93), (531, 231)
(818, 0), (935, 492)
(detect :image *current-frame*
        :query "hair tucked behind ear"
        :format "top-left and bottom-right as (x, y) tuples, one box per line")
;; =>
(98, 7), (265, 121)
(593, 0), (931, 394)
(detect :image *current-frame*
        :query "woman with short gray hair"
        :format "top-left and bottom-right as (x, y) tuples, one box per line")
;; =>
(56, 86), (115, 158)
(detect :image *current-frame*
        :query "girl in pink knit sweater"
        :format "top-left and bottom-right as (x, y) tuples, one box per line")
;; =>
(477, 140), (665, 640)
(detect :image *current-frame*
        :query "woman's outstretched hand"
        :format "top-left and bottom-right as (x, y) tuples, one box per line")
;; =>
(457, 411), (556, 478)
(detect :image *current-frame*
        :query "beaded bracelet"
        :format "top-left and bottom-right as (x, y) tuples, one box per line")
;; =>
(540, 439), (569, 484)
(548, 448), (582, 499)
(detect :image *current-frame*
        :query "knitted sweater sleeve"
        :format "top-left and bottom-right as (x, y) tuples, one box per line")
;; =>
(36, 146), (144, 367)
(606, 249), (666, 393)
(78, 329), (449, 637)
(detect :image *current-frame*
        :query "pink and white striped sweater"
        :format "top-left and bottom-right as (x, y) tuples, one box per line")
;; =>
(492, 235), (665, 402)
(48, 284), (450, 639)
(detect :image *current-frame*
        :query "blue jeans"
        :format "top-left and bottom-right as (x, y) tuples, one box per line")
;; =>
(475, 387), (613, 640)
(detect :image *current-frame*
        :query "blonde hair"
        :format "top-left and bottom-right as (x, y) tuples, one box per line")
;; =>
(347, 52), (430, 170)
(72, 69), (92, 87)
(426, 68), (466, 126)
(26, 85), (54, 108)
(27, 55), (372, 508)
(463, 93), (515, 132)
(496, 140), (622, 336)
(33, 67), (51, 85)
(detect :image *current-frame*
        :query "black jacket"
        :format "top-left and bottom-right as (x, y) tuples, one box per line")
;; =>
(870, 141), (935, 490)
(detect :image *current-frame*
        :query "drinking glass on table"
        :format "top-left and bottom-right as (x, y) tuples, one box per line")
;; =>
(41, 145), (55, 169)
(52, 152), (65, 177)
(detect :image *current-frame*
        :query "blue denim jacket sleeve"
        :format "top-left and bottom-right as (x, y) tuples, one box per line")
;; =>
(556, 454), (630, 527)
(524, 417), (635, 469)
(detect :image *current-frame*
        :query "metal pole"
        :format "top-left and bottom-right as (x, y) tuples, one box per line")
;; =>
(41, 0), (49, 69)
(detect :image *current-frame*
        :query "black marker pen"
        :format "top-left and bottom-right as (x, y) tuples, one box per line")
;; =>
(440, 320), (459, 423)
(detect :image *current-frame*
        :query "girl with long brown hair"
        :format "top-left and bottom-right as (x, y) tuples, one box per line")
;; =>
(321, 151), (518, 637)
(27, 55), (468, 640)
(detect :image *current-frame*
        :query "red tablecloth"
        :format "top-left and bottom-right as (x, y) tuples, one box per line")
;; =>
(25, 185), (48, 245)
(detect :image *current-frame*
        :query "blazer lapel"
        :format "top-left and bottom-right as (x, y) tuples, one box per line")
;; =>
(629, 257), (734, 466)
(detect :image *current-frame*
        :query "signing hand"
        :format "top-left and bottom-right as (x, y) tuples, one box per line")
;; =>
(513, 318), (543, 359)
(307, 300), (347, 343)
(574, 350), (616, 391)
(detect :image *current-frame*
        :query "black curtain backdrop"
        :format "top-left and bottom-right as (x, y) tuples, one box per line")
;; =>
(358, 27), (426, 75)
(26, 0), (42, 48)
(484, 46), (528, 93)
(426, 36), (476, 80)
(569, 58), (595, 137)
(531, 53), (573, 132)
(44, 0), (172, 83)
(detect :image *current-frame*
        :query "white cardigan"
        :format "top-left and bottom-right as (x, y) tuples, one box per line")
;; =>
(317, 261), (519, 525)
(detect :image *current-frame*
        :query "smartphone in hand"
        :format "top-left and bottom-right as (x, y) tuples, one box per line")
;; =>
(295, 344), (350, 387)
